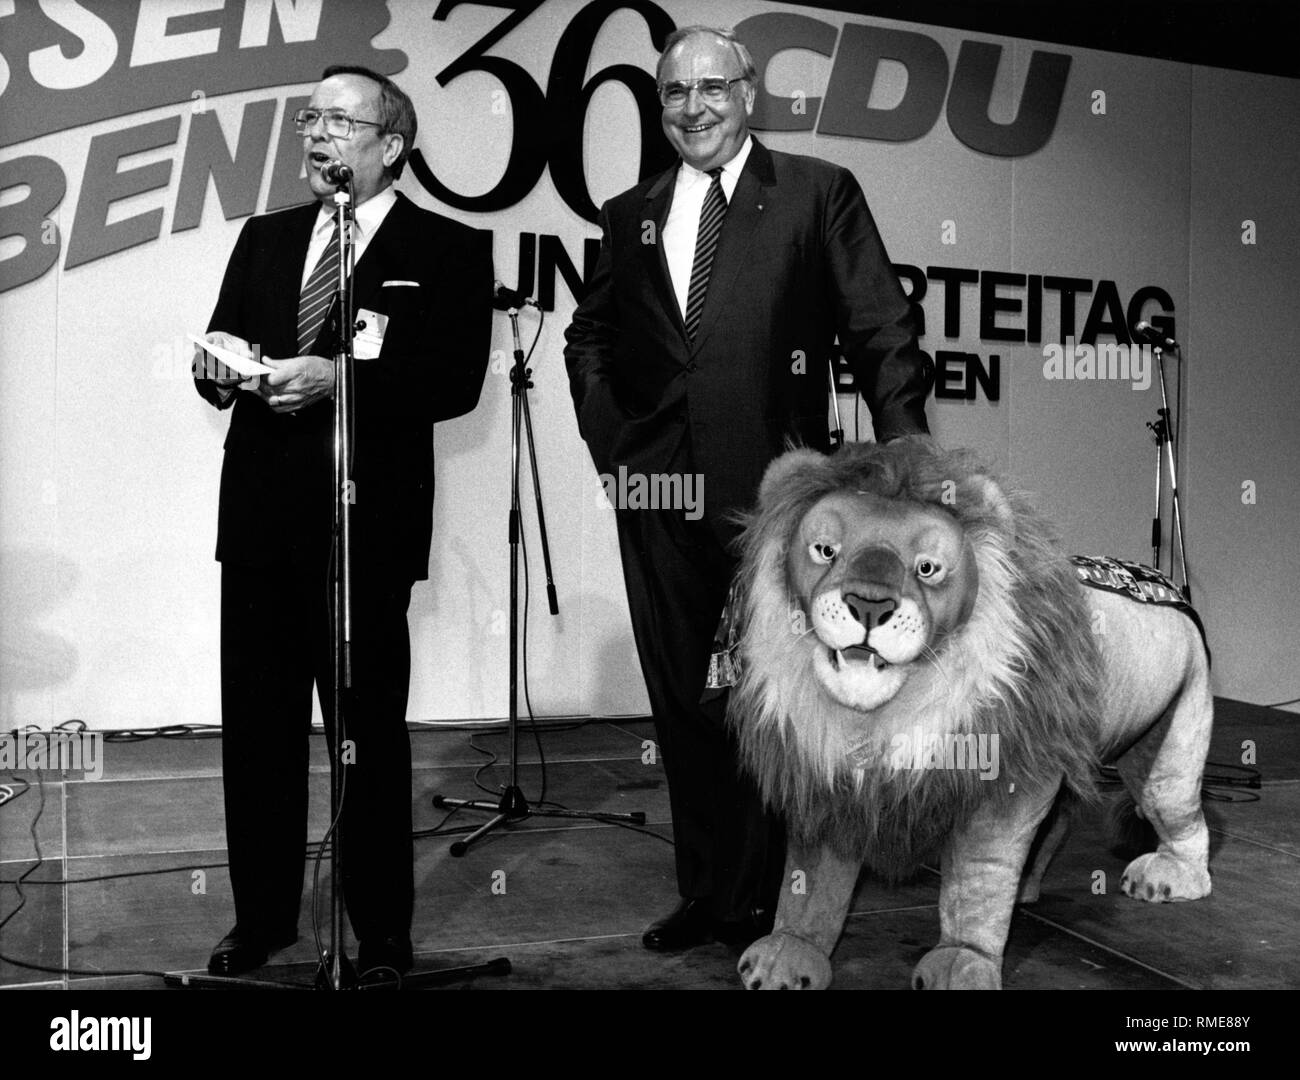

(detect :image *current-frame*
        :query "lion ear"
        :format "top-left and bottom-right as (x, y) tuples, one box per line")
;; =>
(758, 448), (830, 510)
(963, 473), (1016, 536)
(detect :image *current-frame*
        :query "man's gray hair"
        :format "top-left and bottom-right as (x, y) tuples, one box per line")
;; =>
(321, 64), (418, 179)
(655, 25), (758, 84)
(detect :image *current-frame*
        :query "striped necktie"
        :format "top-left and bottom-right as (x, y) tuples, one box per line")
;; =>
(683, 166), (727, 341)
(297, 221), (341, 355)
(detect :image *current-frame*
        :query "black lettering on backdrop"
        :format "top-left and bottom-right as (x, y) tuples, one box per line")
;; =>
(926, 265), (979, 338)
(545, 0), (676, 221)
(492, 231), (600, 310)
(508, 233), (538, 303)
(1042, 275), (1093, 340)
(1080, 278), (1130, 343)
(411, 0), (675, 223)
(1126, 286), (1176, 343)
(979, 270), (1025, 342)
(410, 1), (550, 211)
(537, 233), (601, 308)
(900, 264), (1176, 351)
(935, 351), (1000, 401)
(1027, 273), (1043, 342)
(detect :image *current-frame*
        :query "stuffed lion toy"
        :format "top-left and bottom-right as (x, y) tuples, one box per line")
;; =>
(727, 437), (1213, 990)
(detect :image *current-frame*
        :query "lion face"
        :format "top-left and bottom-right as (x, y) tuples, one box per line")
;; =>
(732, 440), (1104, 877)
(789, 489), (978, 711)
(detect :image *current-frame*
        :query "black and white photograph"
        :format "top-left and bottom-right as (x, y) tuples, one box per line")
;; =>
(0, 0), (1295, 1054)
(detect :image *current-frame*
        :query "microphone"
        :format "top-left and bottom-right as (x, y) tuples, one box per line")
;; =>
(1132, 321), (1179, 350)
(320, 160), (353, 185)
(493, 280), (537, 310)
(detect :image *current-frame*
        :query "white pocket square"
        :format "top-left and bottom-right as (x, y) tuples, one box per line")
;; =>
(382, 280), (420, 287)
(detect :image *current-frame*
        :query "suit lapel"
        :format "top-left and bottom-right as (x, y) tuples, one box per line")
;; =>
(351, 192), (409, 308)
(640, 166), (685, 341)
(691, 138), (777, 354)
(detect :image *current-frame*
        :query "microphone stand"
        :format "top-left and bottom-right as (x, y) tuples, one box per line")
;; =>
(317, 186), (356, 989)
(320, 189), (508, 990)
(432, 300), (646, 854)
(1145, 341), (1191, 602)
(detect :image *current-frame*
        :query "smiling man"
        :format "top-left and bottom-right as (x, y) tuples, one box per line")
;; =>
(193, 66), (492, 979)
(564, 26), (934, 953)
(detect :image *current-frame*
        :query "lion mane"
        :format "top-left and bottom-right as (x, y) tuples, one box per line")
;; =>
(729, 438), (1104, 879)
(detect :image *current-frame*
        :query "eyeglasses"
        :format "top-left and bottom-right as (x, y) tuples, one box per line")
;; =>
(293, 108), (383, 140)
(657, 77), (747, 109)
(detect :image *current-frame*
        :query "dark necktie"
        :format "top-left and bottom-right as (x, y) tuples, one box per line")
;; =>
(297, 221), (341, 355)
(683, 167), (727, 341)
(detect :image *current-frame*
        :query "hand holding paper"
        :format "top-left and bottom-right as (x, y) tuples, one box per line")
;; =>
(189, 332), (274, 383)
(257, 355), (336, 414)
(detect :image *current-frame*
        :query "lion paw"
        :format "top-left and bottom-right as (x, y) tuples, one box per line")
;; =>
(911, 946), (1001, 990)
(1121, 851), (1211, 902)
(737, 931), (832, 990)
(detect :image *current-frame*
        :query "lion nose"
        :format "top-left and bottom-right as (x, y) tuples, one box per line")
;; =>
(843, 593), (896, 631)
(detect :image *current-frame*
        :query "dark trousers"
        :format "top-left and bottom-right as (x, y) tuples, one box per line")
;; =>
(614, 506), (785, 922)
(219, 560), (415, 944)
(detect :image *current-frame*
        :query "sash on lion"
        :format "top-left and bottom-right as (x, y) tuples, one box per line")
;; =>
(726, 438), (1213, 990)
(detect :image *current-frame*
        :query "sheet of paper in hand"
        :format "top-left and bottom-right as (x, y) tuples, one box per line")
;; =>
(188, 334), (274, 381)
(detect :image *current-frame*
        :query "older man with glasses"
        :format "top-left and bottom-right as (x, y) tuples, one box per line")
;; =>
(193, 65), (492, 979)
(565, 25), (933, 953)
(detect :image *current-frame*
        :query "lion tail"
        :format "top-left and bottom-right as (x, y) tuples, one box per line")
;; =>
(1106, 790), (1159, 858)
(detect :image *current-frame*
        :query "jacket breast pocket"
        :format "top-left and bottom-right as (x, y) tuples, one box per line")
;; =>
(368, 282), (429, 353)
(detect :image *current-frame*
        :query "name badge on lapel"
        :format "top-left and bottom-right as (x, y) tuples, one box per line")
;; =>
(354, 308), (388, 359)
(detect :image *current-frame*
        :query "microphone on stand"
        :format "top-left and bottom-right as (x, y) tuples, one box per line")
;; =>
(320, 160), (353, 185)
(493, 281), (538, 311)
(1133, 321), (1179, 350)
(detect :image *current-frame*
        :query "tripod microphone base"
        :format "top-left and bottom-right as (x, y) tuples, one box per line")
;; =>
(356, 955), (512, 989)
(433, 786), (646, 857)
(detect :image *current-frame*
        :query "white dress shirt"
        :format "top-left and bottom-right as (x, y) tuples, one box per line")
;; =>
(300, 183), (398, 289)
(662, 135), (753, 321)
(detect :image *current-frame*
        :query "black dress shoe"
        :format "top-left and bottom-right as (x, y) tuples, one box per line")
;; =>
(713, 905), (776, 948)
(642, 898), (714, 951)
(358, 935), (414, 977)
(207, 925), (298, 976)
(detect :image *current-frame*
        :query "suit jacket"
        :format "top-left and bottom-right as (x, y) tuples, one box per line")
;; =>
(195, 191), (493, 581)
(564, 138), (932, 545)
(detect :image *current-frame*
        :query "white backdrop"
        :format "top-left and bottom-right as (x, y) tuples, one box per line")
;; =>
(1, 0), (1296, 731)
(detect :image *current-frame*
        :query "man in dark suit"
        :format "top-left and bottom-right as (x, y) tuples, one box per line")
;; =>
(564, 26), (933, 951)
(193, 65), (491, 977)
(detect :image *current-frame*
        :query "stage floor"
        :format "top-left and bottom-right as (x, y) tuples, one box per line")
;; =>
(1, 700), (1297, 990)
